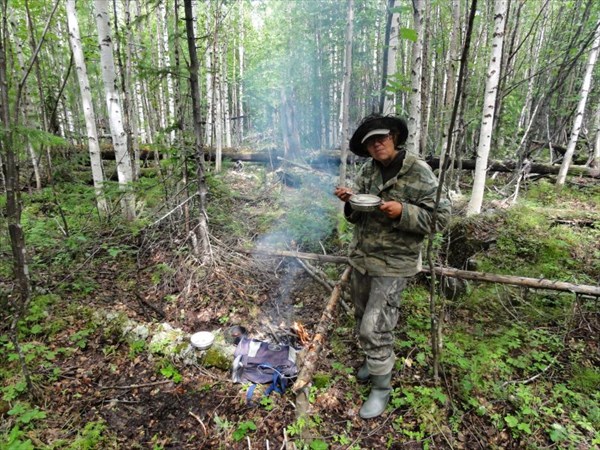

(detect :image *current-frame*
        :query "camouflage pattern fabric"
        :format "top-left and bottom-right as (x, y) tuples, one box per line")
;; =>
(345, 153), (451, 277)
(351, 271), (407, 376)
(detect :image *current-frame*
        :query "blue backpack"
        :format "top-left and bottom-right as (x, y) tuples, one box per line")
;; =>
(231, 337), (298, 404)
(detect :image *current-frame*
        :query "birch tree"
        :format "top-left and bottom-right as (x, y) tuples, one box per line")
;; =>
(406, 0), (424, 156)
(593, 102), (600, 169)
(66, 0), (108, 216)
(380, 0), (400, 115)
(94, 0), (135, 220)
(466, 0), (507, 216)
(338, 0), (354, 208)
(556, 18), (600, 189)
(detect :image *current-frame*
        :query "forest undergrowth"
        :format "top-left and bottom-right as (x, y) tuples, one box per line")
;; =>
(1, 162), (599, 449)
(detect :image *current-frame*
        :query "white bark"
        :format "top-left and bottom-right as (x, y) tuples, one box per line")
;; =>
(124, 0), (141, 178)
(556, 19), (600, 188)
(214, 49), (223, 172)
(382, 0), (400, 115)
(406, 0), (424, 156)
(467, 0), (507, 216)
(237, 0), (245, 143)
(160, 2), (176, 144)
(518, 6), (547, 130)
(205, 10), (214, 147)
(593, 102), (600, 169)
(338, 0), (354, 199)
(9, 17), (41, 190)
(94, 0), (135, 220)
(67, 0), (108, 215)
(440, 0), (460, 167)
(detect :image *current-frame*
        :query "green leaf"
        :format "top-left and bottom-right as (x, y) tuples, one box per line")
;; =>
(505, 415), (519, 427)
(310, 440), (328, 450)
(400, 27), (418, 42)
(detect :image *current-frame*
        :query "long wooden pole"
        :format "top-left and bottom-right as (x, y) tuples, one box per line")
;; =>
(243, 249), (600, 297)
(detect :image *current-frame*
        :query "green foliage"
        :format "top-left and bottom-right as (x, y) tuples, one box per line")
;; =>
(67, 421), (108, 450)
(157, 360), (183, 383)
(232, 420), (256, 442)
(128, 340), (146, 358)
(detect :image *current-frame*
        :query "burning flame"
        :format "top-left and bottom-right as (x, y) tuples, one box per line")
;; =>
(292, 321), (310, 346)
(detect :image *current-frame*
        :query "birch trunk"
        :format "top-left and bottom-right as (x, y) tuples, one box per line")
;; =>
(214, 48), (223, 172)
(160, 1), (176, 144)
(556, 19), (600, 188)
(466, 0), (507, 216)
(338, 0), (354, 204)
(381, 0), (400, 115)
(124, 0), (141, 178)
(66, 0), (108, 216)
(94, 0), (136, 220)
(8, 17), (41, 190)
(593, 102), (600, 169)
(440, 0), (460, 167)
(406, 0), (424, 156)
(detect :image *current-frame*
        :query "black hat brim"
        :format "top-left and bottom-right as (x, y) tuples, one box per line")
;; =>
(349, 116), (408, 157)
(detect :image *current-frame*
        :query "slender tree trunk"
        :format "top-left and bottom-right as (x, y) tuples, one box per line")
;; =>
(124, 0), (141, 179)
(467, 0), (507, 215)
(184, 0), (211, 262)
(160, 1), (176, 145)
(592, 102), (600, 169)
(338, 0), (354, 208)
(406, 0), (424, 155)
(66, 0), (108, 216)
(94, 0), (136, 220)
(380, 0), (399, 115)
(24, 0), (52, 181)
(440, 0), (461, 168)
(556, 19), (600, 188)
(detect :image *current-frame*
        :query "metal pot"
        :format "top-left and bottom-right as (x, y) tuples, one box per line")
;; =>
(349, 194), (382, 212)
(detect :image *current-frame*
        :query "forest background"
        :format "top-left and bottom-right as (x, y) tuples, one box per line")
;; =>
(0, 0), (599, 449)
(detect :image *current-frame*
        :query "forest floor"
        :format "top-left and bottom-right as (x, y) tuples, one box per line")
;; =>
(1, 164), (599, 449)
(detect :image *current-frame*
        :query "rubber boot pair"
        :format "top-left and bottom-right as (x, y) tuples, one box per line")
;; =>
(359, 372), (392, 419)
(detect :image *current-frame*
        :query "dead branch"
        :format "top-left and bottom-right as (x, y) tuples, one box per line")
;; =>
(293, 266), (352, 417)
(240, 249), (600, 297)
(99, 380), (172, 391)
(294, 257), (352, 315)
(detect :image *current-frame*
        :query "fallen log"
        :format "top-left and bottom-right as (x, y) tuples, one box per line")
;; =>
(293, 266), (352, 417)
(242, 248), (600, 297)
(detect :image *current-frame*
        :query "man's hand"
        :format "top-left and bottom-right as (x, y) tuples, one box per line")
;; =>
(379, 201), (403, 219)
(334, 186), (354, 203)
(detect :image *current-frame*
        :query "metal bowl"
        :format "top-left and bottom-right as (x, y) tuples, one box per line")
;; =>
(349, 194), (382, 212)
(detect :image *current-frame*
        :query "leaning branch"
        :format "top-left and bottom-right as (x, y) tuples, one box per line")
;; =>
(241, 249), (600, 297)
(293, 266), (352, 417)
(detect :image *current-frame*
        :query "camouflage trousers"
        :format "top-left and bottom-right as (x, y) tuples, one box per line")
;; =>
(350, 270), (407, 376)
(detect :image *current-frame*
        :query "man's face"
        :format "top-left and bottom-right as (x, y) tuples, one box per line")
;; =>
(365, 133), (397, 166)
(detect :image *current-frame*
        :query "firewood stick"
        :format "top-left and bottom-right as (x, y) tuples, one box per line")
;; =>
(293, 266), (352, 416)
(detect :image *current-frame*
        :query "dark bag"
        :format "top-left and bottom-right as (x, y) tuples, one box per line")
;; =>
(231, 337), (298, 402)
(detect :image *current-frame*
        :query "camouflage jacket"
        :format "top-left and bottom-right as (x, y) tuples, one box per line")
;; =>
(345, 153), (451, 277)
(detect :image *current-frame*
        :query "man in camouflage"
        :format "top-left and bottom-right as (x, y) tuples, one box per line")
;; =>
(335, 114), (451, 419)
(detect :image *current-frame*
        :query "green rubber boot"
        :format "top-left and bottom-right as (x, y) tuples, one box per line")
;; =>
(356, 360), (370, 383)
(359, 372), (392, 419)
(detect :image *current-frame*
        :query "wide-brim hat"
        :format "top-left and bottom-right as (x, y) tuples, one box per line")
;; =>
(349, 115), (408, 157)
